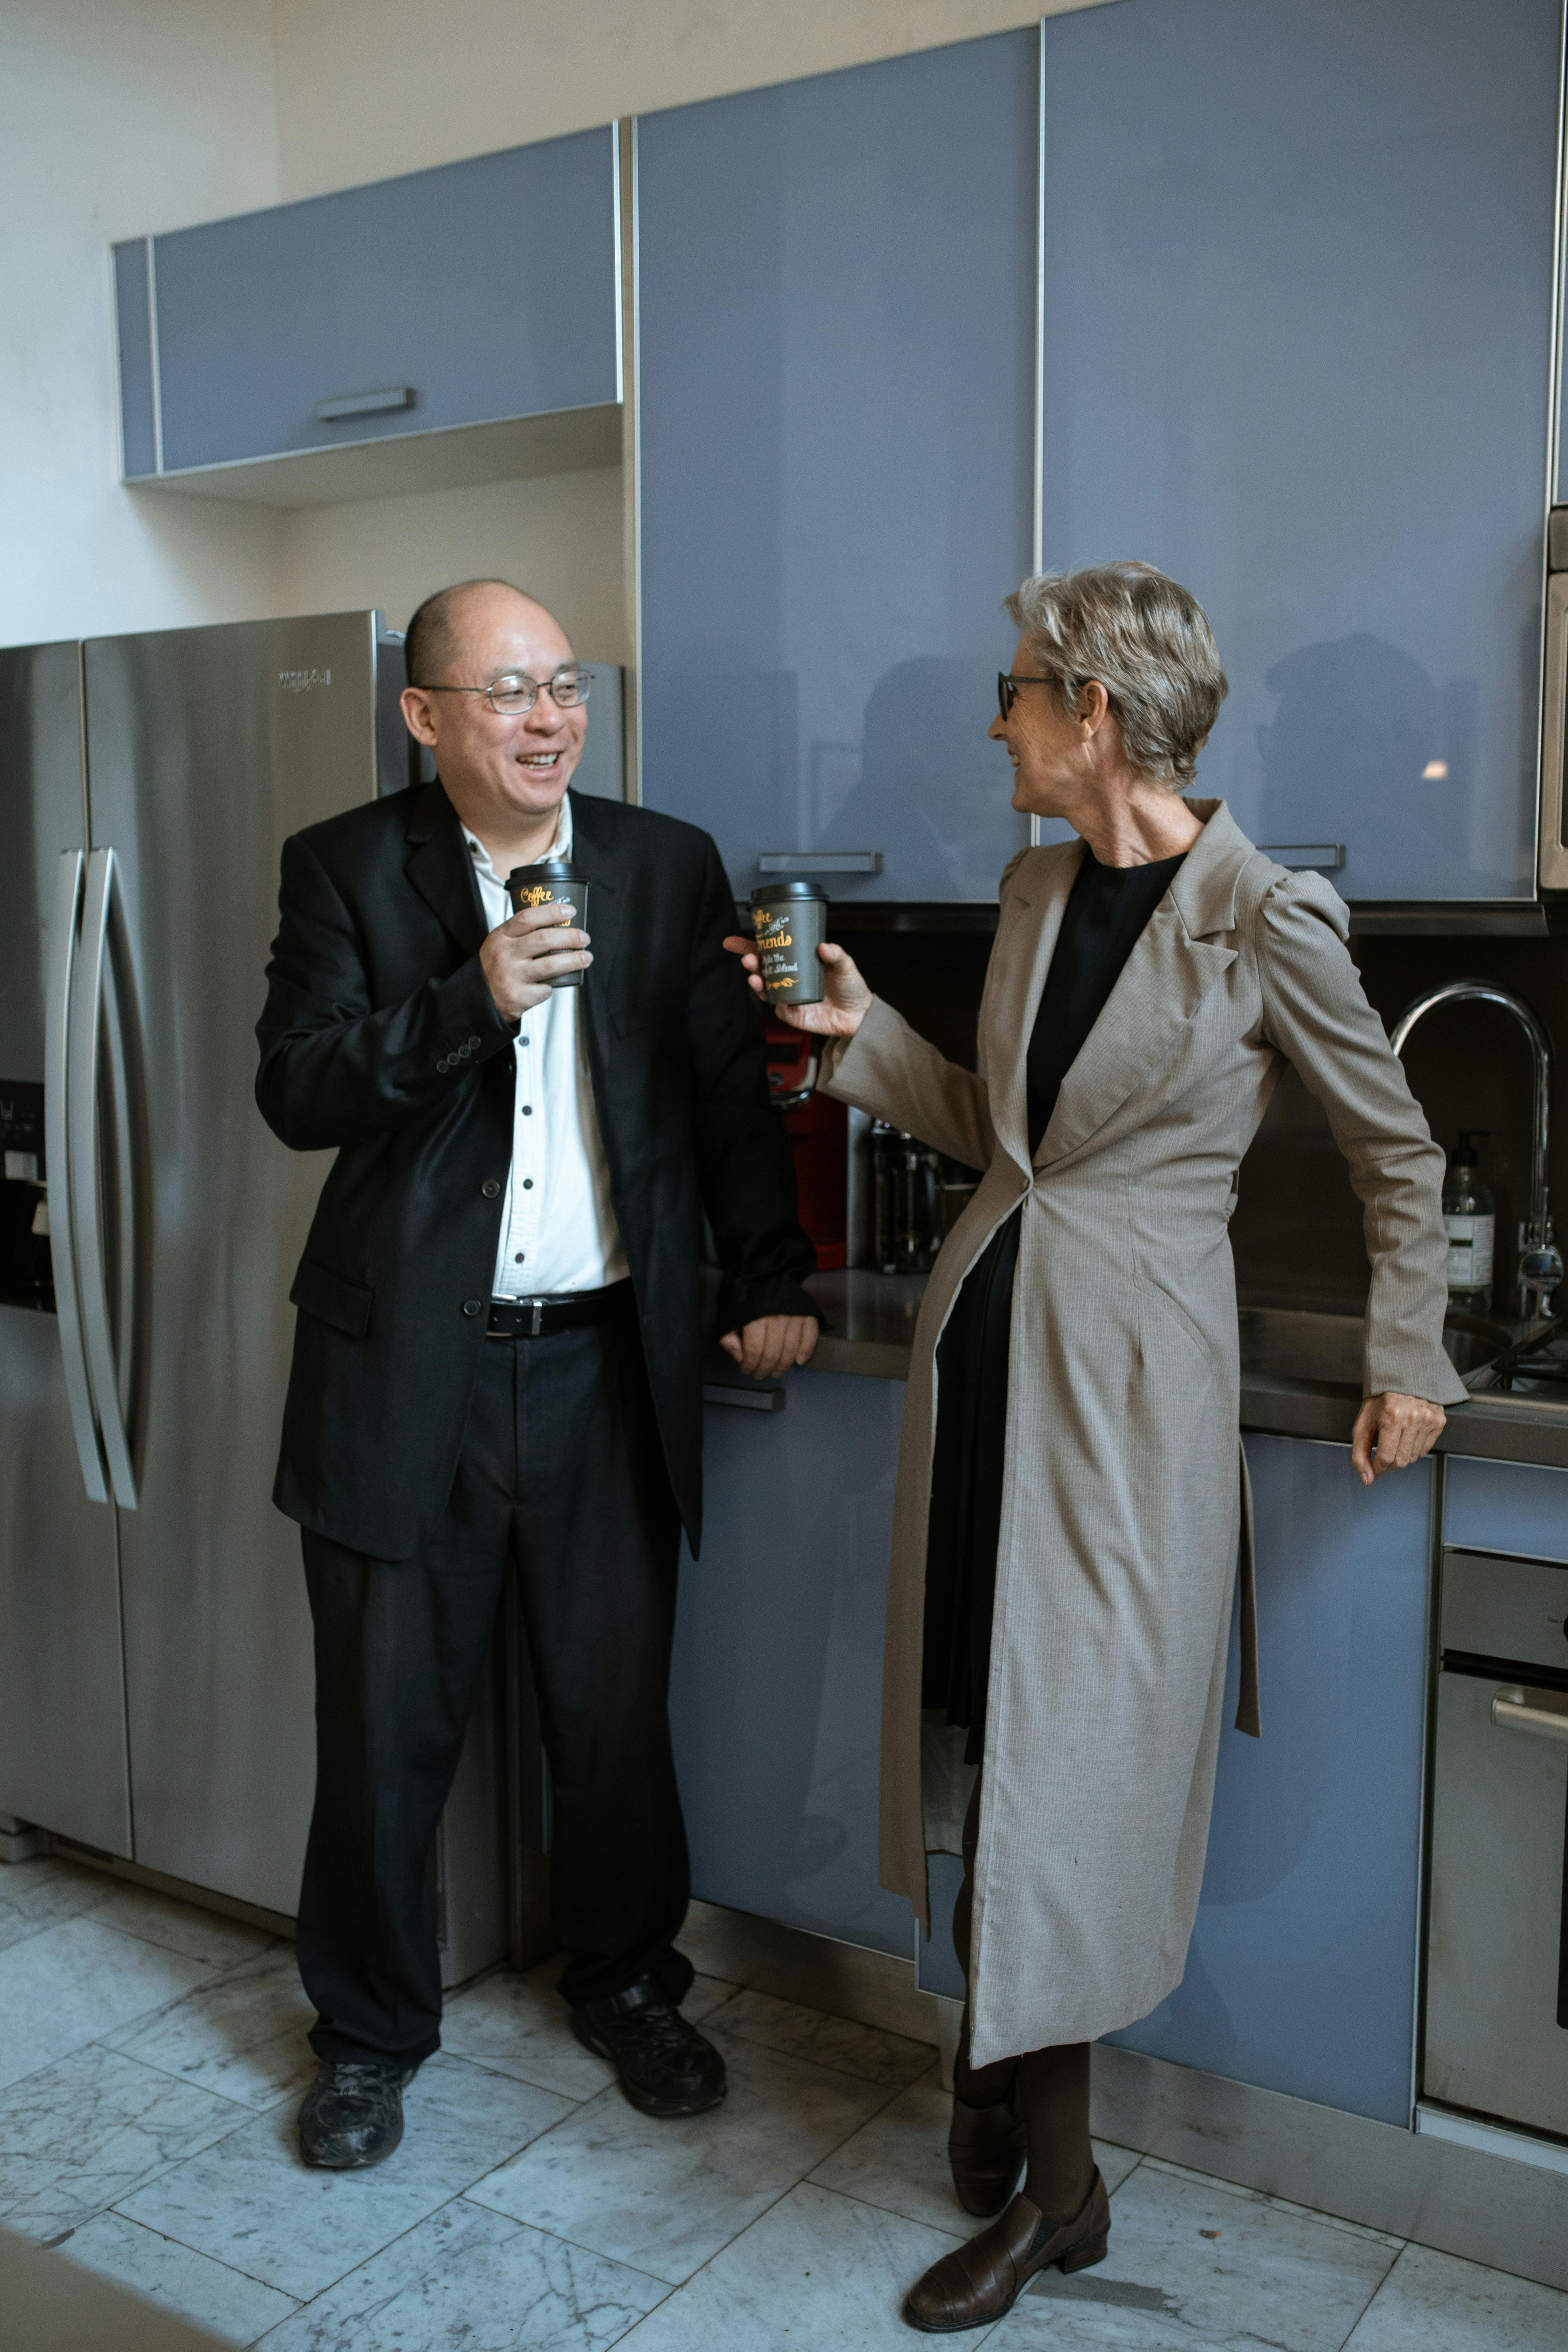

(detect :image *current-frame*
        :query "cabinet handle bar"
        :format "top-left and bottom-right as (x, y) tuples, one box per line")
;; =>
(758, 851), (882, 875)
(315, 387), (415, 422)
(1258, 844), (1345, 870)
(703, 1382), (786, 1410)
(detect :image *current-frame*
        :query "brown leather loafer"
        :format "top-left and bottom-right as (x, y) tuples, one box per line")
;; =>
(947, 2080), (1027, 2217)
(903, 2170), (1110, 2332)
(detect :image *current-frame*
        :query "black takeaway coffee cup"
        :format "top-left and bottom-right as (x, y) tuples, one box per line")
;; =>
(748, 878), (828, 1007)
(505, 860), (590, 989)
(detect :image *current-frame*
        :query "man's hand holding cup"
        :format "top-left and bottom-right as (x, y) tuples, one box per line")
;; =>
(481, 903), (592, 1023)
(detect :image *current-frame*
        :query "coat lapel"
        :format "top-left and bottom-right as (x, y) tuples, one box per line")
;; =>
(1035, 801), (1252, 1169)
(404, 780), (487, 957)
(980, 842), (1084, 1176)
(561, 790), (626, 1081)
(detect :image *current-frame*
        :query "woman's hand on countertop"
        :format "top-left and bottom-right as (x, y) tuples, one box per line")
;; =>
(1350, 1392), (1446, 1486)
(722, 937), (873, 1038)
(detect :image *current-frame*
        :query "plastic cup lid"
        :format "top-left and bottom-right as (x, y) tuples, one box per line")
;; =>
(750, 878), (828, 903)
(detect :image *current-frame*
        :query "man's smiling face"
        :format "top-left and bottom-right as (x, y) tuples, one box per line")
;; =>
(402, 582), (588, 826)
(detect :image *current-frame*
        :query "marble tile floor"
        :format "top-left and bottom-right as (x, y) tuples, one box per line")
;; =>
(0, 1852), (1564, 2351)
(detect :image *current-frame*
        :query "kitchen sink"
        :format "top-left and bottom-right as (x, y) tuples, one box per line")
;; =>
(1238, 1307), (1514, 1391)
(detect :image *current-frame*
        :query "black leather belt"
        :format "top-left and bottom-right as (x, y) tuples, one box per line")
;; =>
(487, 1281), (630, 1339)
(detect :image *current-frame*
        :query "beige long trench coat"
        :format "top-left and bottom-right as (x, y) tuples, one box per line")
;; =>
(819, 801), (1467, 2066)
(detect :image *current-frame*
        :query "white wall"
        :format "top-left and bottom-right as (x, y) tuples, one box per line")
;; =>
(0, 0), (286, 648)
(281, 465), (629, 656)
(268, 0), (1095, 198)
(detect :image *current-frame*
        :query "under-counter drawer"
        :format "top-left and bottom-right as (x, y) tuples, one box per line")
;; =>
(1443, 1456), (1568, 1564)
(1426, 1662), (1568, 2140)
(1442, 1550), (1568, 1670)
(123, 128), (619, 477)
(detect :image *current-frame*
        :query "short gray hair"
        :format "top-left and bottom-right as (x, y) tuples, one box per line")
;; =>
(1005, 562), (1227, 789)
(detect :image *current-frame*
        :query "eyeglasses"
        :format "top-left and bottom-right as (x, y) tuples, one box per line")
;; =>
(997, 672), (1056, 721)
(422, 666), (594, 716)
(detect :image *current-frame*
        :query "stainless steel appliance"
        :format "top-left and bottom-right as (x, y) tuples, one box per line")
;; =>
(1540, 509), (1568, 892)
(1425, 1543), (1568, 2138)
(0, 616), (521, 1983)
(866, 1124), (978, 1275)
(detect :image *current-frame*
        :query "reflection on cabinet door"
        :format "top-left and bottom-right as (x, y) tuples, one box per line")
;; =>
(637, 32), (1035, 901)
(142, 129), (619, 476)
(668, 1370), (912, 1956)
(1039, 0), (1558, 901)
(1104, 1434), (1433, 2126)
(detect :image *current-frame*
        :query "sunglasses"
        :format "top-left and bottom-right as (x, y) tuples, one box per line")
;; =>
(997, 672), (1056, 721)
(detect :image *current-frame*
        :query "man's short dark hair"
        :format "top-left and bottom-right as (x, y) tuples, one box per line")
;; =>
(404, 578), (533, 689)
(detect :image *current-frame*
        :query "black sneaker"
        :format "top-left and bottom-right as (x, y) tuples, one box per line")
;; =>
(297, 2059), (415, 2168)
(571, 1978), (728, 2117)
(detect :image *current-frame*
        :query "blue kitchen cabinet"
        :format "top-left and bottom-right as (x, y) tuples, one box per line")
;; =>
(1105, 1434), (1434, 2126)
(113, 241), (157, 481)
(1039, 0), (1559, 902)
(1444, 1455), (1568, 1562)
(668, 1371), (913, 1956)
(919, 1850), (968, 2002)
(116, 129), (619, 477)
(636, 33), (1036, 901)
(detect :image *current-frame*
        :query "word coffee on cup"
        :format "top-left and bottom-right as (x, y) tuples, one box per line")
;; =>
(506, 861), (590, 990)
(748, 880), (828, 1006)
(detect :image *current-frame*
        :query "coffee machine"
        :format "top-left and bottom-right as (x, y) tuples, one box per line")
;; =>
(764, 1020), (847, 1269)
(868, 1121), (980, 1275)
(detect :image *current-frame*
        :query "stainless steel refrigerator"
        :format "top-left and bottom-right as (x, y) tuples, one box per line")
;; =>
(0, 614), (521, 1982)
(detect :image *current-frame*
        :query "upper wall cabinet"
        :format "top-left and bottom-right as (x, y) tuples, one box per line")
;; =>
(113, 130), (621, 506)
(1039, 0), (1560, 903)
(635, 34), (1036, 902)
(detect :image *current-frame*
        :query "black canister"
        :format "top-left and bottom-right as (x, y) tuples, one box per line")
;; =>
(506, 860), (590, 990)
(748, 878), (828, 1006)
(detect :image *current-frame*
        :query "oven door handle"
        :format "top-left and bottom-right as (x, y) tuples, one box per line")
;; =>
(1490, 1686), (1568, 1744)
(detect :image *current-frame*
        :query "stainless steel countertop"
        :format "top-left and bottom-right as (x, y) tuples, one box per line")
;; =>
(795, 1271), (1568, 1471)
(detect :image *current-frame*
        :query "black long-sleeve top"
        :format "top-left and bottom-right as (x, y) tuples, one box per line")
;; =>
(924, 843), (1188, 1756)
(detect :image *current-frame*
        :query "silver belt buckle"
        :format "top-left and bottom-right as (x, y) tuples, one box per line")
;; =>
(525, 1296), (545, 1337)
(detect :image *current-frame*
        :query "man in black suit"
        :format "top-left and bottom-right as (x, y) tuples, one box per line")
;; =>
(256, 577), (818, 2168)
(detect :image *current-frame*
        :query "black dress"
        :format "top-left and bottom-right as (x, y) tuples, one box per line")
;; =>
(922, 845), (1188, 1762)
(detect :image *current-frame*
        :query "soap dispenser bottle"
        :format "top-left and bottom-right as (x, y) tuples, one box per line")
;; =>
(1442, 1131), (1495, 1315)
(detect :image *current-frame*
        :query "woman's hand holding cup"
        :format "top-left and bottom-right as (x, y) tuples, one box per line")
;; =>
(722, 935), (872, 1039)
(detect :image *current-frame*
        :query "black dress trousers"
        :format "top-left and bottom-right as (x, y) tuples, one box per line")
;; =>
(295, 1289), (691, 2068)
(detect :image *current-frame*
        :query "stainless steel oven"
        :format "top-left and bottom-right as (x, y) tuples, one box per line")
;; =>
(1425, 1544), (1568, 2138)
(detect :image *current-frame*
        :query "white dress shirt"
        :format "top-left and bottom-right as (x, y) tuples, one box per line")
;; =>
(464, 800), (629, 1298)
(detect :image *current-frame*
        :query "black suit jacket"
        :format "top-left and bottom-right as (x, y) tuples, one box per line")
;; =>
(255, 781), (815, 1561)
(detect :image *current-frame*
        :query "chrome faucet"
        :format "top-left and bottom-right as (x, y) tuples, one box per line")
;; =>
(1390, 981), (1563, 1322)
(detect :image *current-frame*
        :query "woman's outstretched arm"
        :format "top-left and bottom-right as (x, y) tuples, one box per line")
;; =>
(722, 934), (995, 1172)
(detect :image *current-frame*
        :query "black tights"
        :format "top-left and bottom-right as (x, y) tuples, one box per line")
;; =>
(951, 1775), (1095, 2225)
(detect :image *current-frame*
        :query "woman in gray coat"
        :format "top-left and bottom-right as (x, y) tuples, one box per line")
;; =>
(730, 562), (1463, 2333)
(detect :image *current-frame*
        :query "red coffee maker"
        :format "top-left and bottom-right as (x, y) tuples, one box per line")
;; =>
(765, 1019), (847, 1269)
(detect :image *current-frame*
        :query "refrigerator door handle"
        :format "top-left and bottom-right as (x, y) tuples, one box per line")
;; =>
(69, 847), (139, 1509)
(46, 850), (110, 1504)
